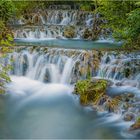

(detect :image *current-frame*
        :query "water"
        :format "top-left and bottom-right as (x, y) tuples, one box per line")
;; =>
(12, 10), (94, 26)
(2, 48), (140, 138)
(1, 5), (139, 139)
(0, 76), (133, 139)
(14, 38), (121, 50)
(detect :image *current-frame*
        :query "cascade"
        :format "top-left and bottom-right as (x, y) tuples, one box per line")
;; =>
(12, 10), (102, 40)
(1, 4), (140, 140)
(5, 46), (140, 87)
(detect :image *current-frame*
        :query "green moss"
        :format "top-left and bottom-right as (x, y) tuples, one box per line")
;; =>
(74, 79), (108, 105)
(130, 116), (140, 130)
(136, 117), (140, 122)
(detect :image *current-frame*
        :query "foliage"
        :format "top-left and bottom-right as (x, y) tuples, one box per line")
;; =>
(97, 0), (140, 48)
(0, 0), (15, 94)
(126, 8), (140, 48)
(0, 23), (14, 93)
(0, 0), (16, 23)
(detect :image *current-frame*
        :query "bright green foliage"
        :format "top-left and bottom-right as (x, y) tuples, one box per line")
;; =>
(0, 22), (14, 94)
(74, 79), (108, 105)
(126, 8), (140, 48)
(0, 0), (16, 94)
(97, 0), (140, 48)
(0, 0), (16, 22)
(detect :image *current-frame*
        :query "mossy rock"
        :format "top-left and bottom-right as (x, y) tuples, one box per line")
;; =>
(63, 26), (76, 38)
(82, 28), (92, 40)
(74, 79), (108, 105)
(129, 117), (140, 131)
(104, 97), (120, 113)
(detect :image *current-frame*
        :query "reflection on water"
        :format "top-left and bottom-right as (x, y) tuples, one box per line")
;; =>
(0, 76), (134, 139)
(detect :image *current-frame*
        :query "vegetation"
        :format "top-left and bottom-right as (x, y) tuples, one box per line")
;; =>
(130, 116), (140, 130)
(94, 0), (140, 48)
(0, 0), (140, 92)
(0, 1), (15, 93)
(74, 79), (108, 105)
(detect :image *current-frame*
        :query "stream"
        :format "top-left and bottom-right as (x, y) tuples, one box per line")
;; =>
(0, 76), (133, 139)
(0, 5), (140, 139)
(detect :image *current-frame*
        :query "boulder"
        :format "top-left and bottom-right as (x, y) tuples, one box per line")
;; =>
(63, 26), (76, 38)
(123, 113), (135, 121)
(82, 28), (92, 40)
(74, 79), (108, 105)
(116, 79), (139, 88)
(129, 118), (140, 131)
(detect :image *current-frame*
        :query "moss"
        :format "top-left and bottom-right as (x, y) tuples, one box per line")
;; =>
(74, 79), (122, 113)
(74, 79), (108, 105)
(130, 117), (140, 131)
(137, 117), (140, 122)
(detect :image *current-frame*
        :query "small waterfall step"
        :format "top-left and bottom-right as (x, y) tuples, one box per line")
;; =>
(5, 46), (140, 87)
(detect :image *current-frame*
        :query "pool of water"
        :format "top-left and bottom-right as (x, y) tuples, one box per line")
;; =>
(0, 76), (134, 139)
(14, 38), (122, 50)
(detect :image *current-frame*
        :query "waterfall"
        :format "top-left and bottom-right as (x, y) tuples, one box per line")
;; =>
(13, 10), (96, 40)
(49, 64), (60, 83)
(14, 25), (92, 39)
(7, 48), (87, 84)
(6, 47), (140, 87)
(97, 52), (140, 88)
(61, 58), (73, 84)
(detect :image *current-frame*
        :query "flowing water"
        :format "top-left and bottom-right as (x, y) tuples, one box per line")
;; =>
(1, 47), (140, 139)
(0, 6), (139, 139)
(0, 76), (134, 139)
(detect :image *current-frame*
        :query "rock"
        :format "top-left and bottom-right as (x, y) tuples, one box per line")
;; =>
(127, 93), (135, 98)
(129, 118), (140, 131)
(121, 93), (135, 103)
(82, 28), (92, 39)
(56, 36), (63, 39)
(117, 79), (139, 88)
(92, 78), (114, 87)
(74, 79), (108, 105)
(104, 97), (120, 113)
(123, 113), (135, 121)
(122, 102), (131, 110)
(63, 26), (76, 38)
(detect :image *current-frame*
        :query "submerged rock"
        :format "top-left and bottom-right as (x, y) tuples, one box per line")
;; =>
(129, 117), (140, 131)
(116, 79), (139, 88)
(123, 112), (135, 121)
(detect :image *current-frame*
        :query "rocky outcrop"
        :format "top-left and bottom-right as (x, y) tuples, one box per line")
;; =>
(74, 79), (107, 104)
(63, 26), (76, 38)
(123, 113), (135, 121)
(73, 77), (140, 120)
(82, 28), (92, 40)
(130, 118), (140, 129)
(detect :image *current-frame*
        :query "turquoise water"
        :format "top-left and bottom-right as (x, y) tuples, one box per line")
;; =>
(0, 76), (131, 139)
(14, 39), (121, 50)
